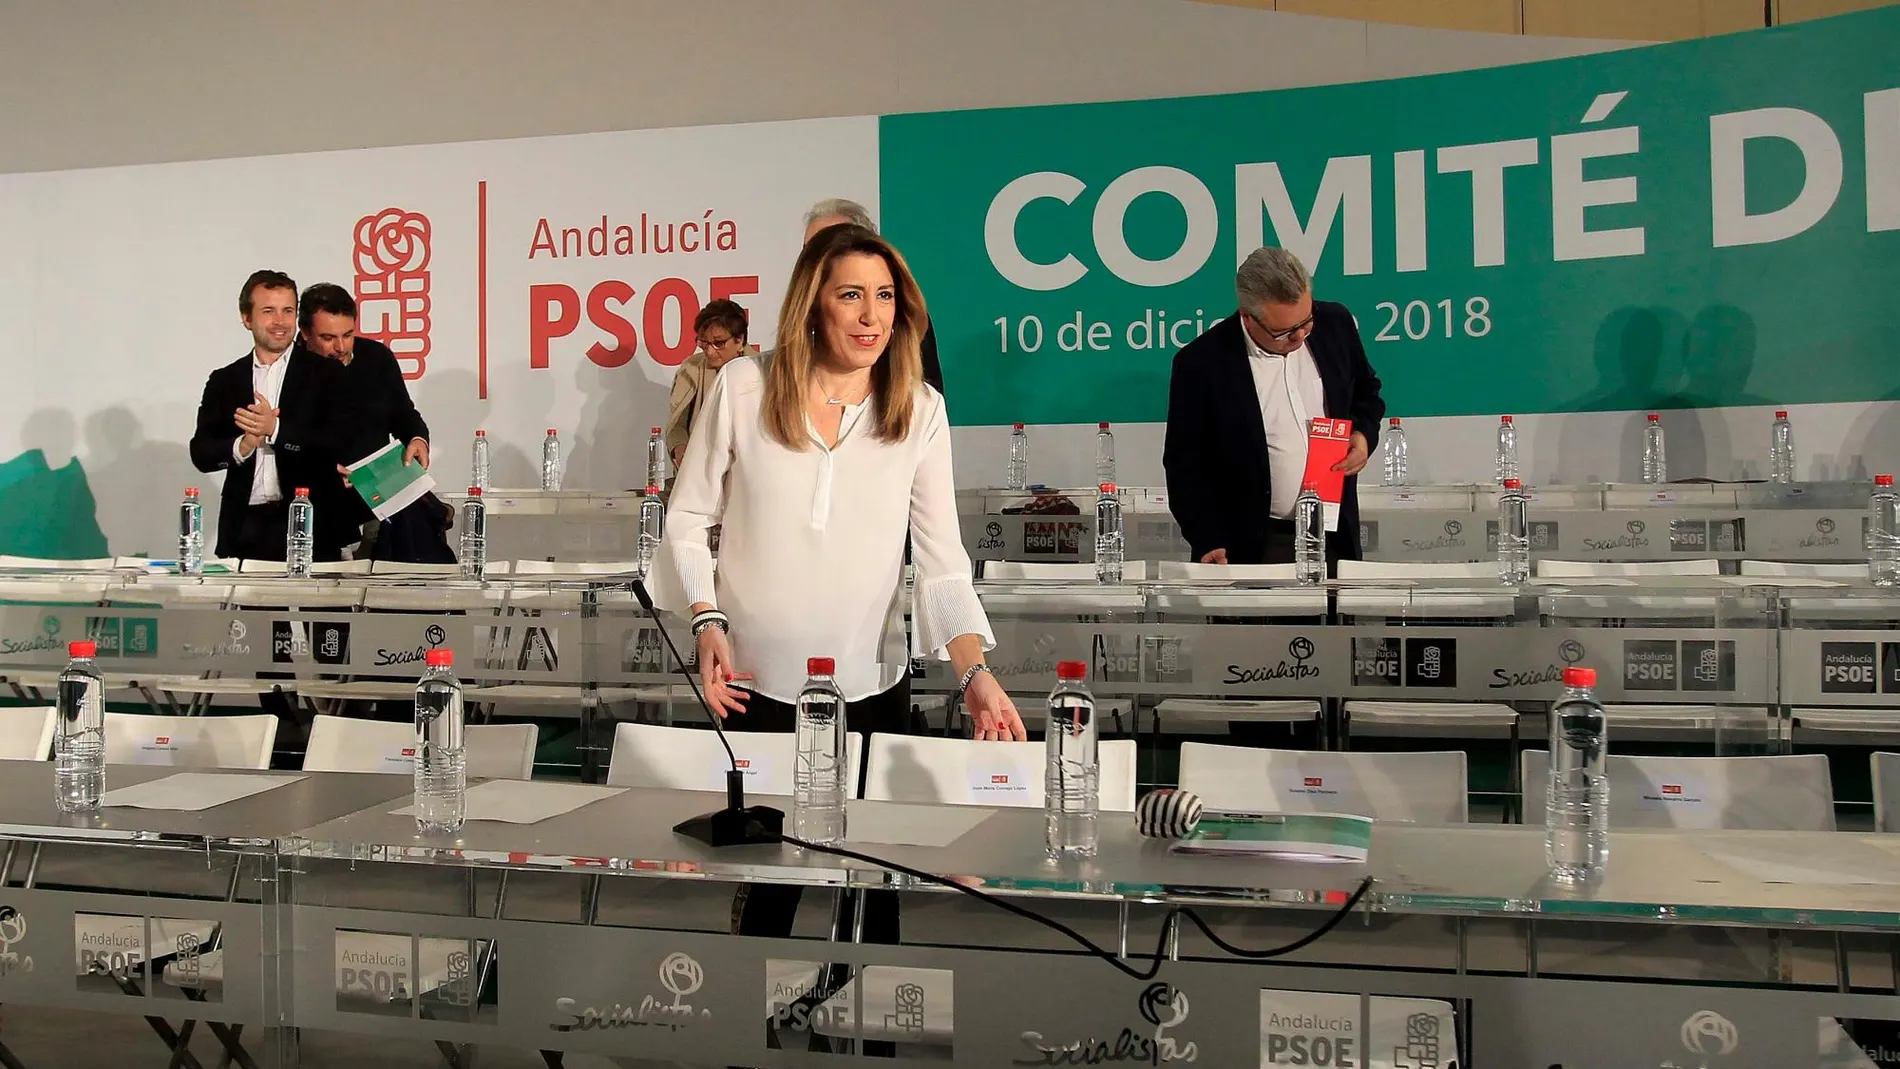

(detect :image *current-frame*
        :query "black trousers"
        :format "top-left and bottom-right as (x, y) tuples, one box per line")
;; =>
(1255, 517), (1355, 569)
(232, 502), (342, 563)
(729, 677), (914, 1061)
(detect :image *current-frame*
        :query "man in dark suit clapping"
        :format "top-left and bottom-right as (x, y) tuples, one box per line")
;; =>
(188, 270), (349, 562)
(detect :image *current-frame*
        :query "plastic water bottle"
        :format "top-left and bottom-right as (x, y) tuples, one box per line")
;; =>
(1872, 474), (1900, 588)
(1007, 422), (1028, 489)
(470, 430), (490, 492)
(1045, 661), (1099, 859)
(1094, 483), (1123, 584)
(636, 484), (665, 579)
(1094, 423), (1115, 487)
(1770, 411), (1796, 483)
(1495, 415), (1519, 484)
(458, 488), (487, 580)
(54, 640), (105, 813)
(540, 428), (562, 491)
(647, 426), (667, 489)
(413, 648), (466, 835)
(793, 657), (848, 846)
(1498, 478), (1530, 585)
(286, 487), (314, 578)
(1294, 483), (1324, 586)
(1641, 413), (1667, 483)
(1546, 666), (1608, 883)
(178, 487), (205, 576)
(1381, 417), (1408, 486)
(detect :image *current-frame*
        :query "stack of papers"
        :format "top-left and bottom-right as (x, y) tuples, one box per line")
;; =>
(1170, 811), (1373, 863)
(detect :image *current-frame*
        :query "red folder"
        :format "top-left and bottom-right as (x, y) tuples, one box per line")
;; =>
(1301, 418), (1354, 506)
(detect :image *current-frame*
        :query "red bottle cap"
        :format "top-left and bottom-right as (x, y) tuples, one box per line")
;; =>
(645, 485), (660, 496)
(293, 487), (309, 497)
(1502, 478), (1522, 489)
(1500, 415), (1513, 423)
(69, 640), (96, 658)
(425, 649), (454, 668)
(1013, 422), (1025, 430)
(547, 428), (558, 435)
(467, 486), (482, 496)
(475, 429), (486, 437)
(1099, 422), (1110, 429)
(1879, 474), (1895, 487)
(807, 657), (835, 675)
(184, 487), (198, 498)
(651, 426), (661, 435)
(1100, 483), (1117, 493)
(1056, 661), (1087, 680)
(1775, 411), (1787, 419)
(1647, 413), (1660, 422)
(1562, 667), (1596, 687)
(1388, 417), (1400, 426)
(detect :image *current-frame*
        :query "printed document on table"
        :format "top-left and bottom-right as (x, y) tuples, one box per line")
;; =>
(391, 780), (626, 824)
(102, 772), (305, 811)
(345, 439), (436, 521)
(844, 801), (994, 848)
(1171, 811), (1372, 862)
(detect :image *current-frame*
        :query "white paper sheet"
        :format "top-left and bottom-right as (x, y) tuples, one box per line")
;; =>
(1701, 840), (1900, 887)
(101, 772), (304, 812)
(844, 801), (993, 848)
(389, 780), (625, 824)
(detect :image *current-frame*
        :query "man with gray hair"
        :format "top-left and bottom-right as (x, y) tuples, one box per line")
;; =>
(802, 198), (945, 398)
(1163, 246), (1385, 565)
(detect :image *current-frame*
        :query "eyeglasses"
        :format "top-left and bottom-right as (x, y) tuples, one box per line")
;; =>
(1245, 309), (1314, 342)
(699, 334), (740, 351)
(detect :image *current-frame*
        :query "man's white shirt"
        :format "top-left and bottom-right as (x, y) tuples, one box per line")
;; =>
(1241, 326), (1325, 521)
(233, 347), (291, 505)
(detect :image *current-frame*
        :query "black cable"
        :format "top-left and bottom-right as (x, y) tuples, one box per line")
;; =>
(779, 833), (1374, 982)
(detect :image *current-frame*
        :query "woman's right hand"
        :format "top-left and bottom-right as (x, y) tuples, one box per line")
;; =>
(695, 625), (751, 718)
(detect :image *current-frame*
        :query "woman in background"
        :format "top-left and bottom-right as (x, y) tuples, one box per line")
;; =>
(653, 223), (1023, 951)
(664, 299), (749, 471)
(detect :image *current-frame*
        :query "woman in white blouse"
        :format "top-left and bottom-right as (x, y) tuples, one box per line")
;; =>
(653, 223), (1025, 950)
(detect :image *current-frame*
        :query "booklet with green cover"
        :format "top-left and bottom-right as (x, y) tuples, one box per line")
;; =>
(1170, 811), (1373, 863)
(345, 440), (436, 521)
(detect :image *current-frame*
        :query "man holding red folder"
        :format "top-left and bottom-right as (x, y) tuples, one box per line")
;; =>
(1163, 247), (1386, 567)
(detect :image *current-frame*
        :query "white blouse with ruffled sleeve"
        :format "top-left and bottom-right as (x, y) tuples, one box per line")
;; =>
(649, 354), (993, 703)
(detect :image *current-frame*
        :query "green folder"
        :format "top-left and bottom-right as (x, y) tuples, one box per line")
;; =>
(344, 440), (437, 521)
(1170, 812), (1373, 862)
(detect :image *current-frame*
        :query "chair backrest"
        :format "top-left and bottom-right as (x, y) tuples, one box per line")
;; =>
(228, 582), (365, 610)
(1876, 753), (1900, 833)
(1178, 743), (1468, 823)
(1535, 558), (1721, 578)
(369, 561), (471, 576)
(983, 561), (1148, 582)
(302, 715), (539, 779)
(861, 735), (1138, 811)
(1739, 560), (1867, 579)
(103, 713), (278, 770)
(606, 722), (862, 796)
(1337, 559), (1499, 580)
(0, 708), (56, 761)
(311, 560), (374, 575)
(235, 560), (289, 575)
(512, 560), (641, 576)
(1154, 561), (1295, 582)
(1519, 751), (1835, 830)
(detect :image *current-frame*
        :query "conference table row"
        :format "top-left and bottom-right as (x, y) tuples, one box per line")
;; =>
(1, 760), (1898, 1068)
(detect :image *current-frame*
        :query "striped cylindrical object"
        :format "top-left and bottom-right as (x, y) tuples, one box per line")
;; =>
(1135, 788), (1204, 839)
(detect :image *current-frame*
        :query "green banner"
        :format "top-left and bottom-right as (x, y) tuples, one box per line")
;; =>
(881, 9), (1900, 427)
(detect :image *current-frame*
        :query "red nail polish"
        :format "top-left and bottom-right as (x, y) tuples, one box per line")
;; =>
(724, 673), (734, 682)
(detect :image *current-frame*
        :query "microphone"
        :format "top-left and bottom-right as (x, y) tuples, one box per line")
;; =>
(629, 579), (784, 847)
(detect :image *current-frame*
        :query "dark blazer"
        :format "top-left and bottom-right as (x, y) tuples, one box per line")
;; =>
(1162, 302), (1386, 564)
(919, 319), (946, 401)
(188, 349), (348, 559)
(321, 337), (431, 530)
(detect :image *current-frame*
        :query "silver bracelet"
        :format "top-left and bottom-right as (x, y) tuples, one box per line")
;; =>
(690, 610), (729, 636)
(954, 663), (991, 699)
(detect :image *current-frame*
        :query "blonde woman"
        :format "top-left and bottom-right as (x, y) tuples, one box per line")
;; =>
(653, 223), (1023, 944)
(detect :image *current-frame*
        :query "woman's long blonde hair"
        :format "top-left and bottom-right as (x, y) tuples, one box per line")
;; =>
(761, 224), (926, 450)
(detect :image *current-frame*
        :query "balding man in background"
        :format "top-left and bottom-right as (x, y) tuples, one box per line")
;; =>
(802, 198), (946, 399)
(1163, 247), (1385, 567)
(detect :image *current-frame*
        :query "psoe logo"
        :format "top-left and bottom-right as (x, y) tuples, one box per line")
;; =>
(978, 521), (1006, 551)
(354, 208), (432, 380)
(1014, 981), (1197, 1065)
(0, 906), (33, 976)
(549, 951), (709, 1033)
(1678, 1009), (1739, 1059)
(182, 620), (252, 660)
(1222, 637), (1321, 685)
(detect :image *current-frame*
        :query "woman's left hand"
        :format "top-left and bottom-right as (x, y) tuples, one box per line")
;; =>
(963, 670), (1027, 741)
